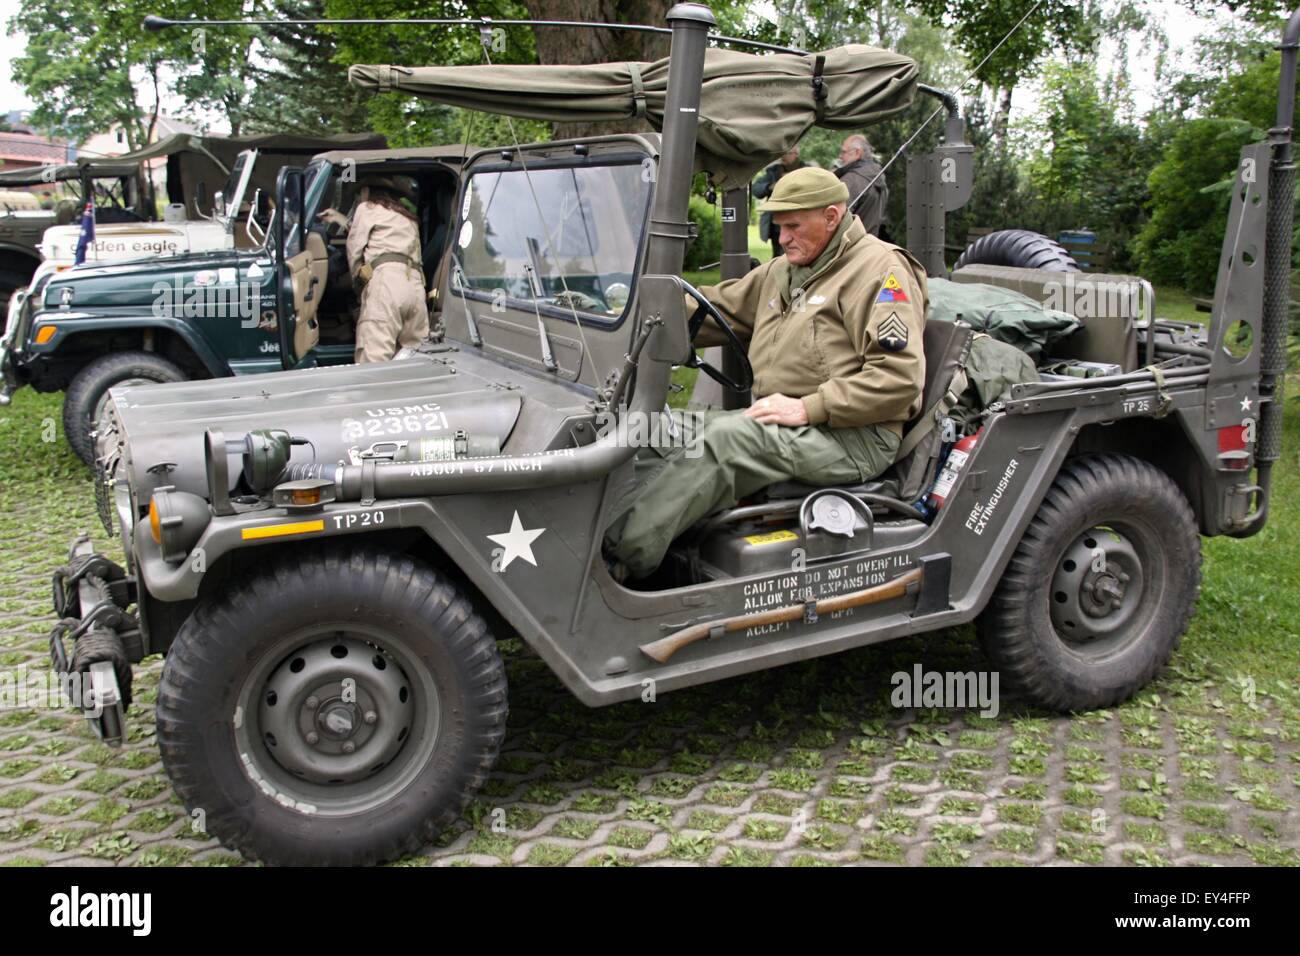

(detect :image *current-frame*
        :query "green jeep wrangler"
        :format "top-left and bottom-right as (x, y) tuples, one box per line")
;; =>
(2, 142), (467, 463)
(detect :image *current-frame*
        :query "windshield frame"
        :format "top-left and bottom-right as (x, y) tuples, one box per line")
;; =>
(267, 158), (331, 261)
(449, 152), (655, 330)
(218, 149), (260, 236)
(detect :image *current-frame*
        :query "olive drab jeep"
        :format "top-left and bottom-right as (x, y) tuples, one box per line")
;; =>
(3, 141), (470, 465)
(45, 4), (1293, 865)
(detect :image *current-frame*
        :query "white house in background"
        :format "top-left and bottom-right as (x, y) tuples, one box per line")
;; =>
(77, 114), (207, 195)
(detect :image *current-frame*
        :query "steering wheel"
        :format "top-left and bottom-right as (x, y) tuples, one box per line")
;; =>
(680, 278), (754, 393)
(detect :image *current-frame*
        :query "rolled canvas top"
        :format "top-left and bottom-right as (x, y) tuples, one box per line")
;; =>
(349, 45), (917, 188)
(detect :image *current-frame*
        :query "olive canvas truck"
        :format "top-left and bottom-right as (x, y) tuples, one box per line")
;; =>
(45, 5), (1292, 865)
(3, 143), (469, 463)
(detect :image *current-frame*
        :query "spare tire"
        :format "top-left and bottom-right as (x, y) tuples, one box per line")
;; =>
(954, 229), (1080, 273)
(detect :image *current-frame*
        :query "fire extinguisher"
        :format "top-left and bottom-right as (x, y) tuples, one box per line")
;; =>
(925, 428), (982, 512)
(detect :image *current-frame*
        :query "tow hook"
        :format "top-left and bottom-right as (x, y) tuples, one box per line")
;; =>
(49, 537), (137, 746)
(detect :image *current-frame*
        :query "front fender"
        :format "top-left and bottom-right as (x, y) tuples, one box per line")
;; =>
(25, 312), (229, 376)
(134, 499), (491, 603)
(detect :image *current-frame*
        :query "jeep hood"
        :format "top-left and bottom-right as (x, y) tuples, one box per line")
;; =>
(105, 351), (523, 499)
(43, 251), (248, 310)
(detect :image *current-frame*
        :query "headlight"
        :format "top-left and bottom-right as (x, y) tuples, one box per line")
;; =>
(148, 487), (212, 563)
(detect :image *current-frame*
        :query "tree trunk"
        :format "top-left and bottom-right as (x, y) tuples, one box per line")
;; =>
(992, 85), (1014, 149)
(518, 0), (674, 139)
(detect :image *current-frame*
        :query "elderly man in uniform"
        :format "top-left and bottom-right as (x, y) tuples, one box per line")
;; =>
(319, 174), (428, 363)
(835, 134), (889, 237)
(604, 167), (928, 579)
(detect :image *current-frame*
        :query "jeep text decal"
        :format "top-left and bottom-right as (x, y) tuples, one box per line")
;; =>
(965, 459), (1019, 536)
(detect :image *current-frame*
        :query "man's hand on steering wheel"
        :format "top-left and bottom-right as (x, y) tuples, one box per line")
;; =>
(679, 278), (754, 393)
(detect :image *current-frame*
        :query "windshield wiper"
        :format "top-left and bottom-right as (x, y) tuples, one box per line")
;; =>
(450, 257), (483, 347)
(524, 237), (557, 371)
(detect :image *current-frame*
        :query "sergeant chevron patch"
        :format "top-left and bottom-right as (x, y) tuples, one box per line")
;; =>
(878, 311), (909, 352)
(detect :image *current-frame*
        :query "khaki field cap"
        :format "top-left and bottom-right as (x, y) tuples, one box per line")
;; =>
(757, 166), (850, 212)
(360, 173), (416, 202)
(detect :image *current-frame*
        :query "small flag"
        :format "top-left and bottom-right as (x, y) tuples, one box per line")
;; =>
(876, 270), (908, 303)
(74, 201), (95, 265)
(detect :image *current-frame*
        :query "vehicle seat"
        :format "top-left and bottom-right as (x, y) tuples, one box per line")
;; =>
(762, 318), (975, 503)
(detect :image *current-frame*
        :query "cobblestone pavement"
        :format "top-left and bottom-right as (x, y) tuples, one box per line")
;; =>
(0, 398), (1297, 866)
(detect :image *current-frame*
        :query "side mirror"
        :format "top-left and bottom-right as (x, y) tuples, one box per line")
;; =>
(213, 190), (226, 218)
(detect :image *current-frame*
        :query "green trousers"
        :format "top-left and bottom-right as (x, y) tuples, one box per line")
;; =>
(603, 409), (900, 577)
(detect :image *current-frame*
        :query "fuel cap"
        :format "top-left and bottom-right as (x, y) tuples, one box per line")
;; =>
(808, 494), (858, 537)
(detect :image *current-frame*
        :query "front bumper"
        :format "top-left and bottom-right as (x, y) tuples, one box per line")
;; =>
(0, 286), (28, 405)
(49, 536), (139, 746)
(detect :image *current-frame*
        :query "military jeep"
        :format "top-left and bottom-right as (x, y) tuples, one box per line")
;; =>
(1, 140), (472, 464)
(47, 4), (1291, 865)
(0, 133), (386, 317)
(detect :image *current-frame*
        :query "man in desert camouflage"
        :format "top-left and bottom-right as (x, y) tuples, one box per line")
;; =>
(319, 174), (427, 363)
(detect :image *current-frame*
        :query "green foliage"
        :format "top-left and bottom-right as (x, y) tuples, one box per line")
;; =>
(9, 0), (260, 144)
(241, 0), (376, 134)
(9, 0), (174, 149)
(685, 195), (723, 271)
(907, 0), (1096, 92)
(1132, 118), (1255, 292)
(324, 0), (547, 148)
(1133, 46), (1294, 293)
(1016, 60), (1166, 270)
(948, 100), (1035, 252)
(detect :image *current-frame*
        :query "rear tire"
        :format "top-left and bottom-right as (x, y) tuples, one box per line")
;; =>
(954, 228), (1080, 272)
(63, 351), (185, 465)
(155, 547), (508, 866)
(977, 454), (1200, 712)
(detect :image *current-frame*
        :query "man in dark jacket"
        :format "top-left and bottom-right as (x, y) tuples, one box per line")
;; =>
(835, 135), (889, 237)
(751, 146), (807, 258)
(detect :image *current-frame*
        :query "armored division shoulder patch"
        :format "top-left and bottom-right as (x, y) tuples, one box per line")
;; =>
(878, 311), (909, 352)
(876, 271), (909, 303)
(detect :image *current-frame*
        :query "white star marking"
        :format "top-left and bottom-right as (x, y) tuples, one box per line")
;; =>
(1240, 395), (1253, 412)
(487, 511), (545, 571)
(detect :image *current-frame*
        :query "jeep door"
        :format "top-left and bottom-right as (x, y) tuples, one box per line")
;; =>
(277, 156), (467, 369)
(275, 165), (330, 368)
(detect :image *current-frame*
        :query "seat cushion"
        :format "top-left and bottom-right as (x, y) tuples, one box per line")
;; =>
(763, 478), (891, 499)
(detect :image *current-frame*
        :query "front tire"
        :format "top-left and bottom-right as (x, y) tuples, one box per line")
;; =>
(63, 351), (186, 465)
(155, 547), (509, 866)
(977, 454), (1201, 712)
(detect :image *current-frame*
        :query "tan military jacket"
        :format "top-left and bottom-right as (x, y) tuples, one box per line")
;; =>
(694, 217), (928, 433)
(346, 199), (422, 278)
